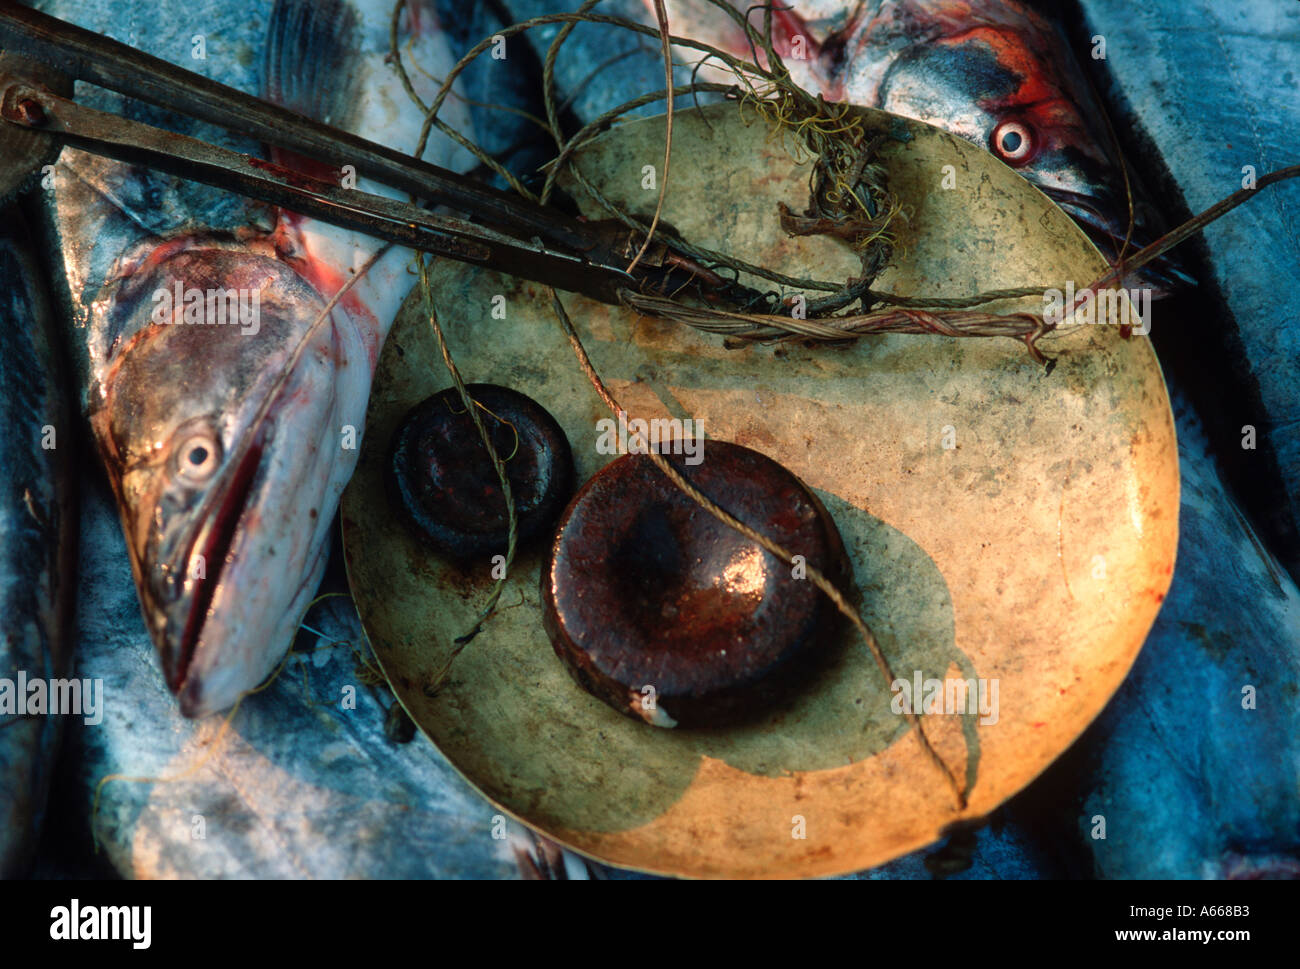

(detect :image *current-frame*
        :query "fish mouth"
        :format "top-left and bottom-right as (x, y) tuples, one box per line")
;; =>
(167, 424), (270, 709)
(1040, 186), (1196, 295)
(137, 378), (338, 719)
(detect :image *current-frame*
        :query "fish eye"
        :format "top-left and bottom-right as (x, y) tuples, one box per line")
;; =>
(991, 120), (1035, 165)
(171, 424), (223, 485)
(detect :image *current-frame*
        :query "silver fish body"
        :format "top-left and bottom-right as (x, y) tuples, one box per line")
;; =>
(0, 206), (77, 877)
(38, 0), (473, 717)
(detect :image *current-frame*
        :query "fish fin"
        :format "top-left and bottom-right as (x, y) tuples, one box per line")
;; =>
(266, 0), (472, 173)
(263, 0), (361, 131)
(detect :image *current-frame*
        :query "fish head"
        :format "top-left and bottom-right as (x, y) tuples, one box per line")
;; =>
(91, 246), (358, 717)
(841, 0), (1188, 293)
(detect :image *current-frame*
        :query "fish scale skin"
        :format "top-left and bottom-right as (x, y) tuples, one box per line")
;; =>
(1074, 0), (1300, 582)
(429, 0), (558, 185)
(0, 209), (76, 878)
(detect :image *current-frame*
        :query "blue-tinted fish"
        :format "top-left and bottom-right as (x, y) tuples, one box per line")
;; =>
(30, 0), (593, 881)
(0, 206), (76, 877)
(58, 480), (575, 878)
(1074, 0), (1300, 583)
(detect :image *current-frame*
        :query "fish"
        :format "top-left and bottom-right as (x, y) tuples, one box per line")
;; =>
(0, 205), (77, 878)
(518, 0), (1179, 292)
(428, 0), (555, 189)
(39, 474), (568, 878)
(1071, 0), (1300, 584)
(498, 0), (725, 124)
(501, 0), (1182, 290)
(38, 0), (474, 718)
(29, 0), (594, 880)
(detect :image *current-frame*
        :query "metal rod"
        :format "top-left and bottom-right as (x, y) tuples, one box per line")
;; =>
(0, 3), (763, 310)
(0, 78), (641, 305)
(0, 1), (594, 253)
